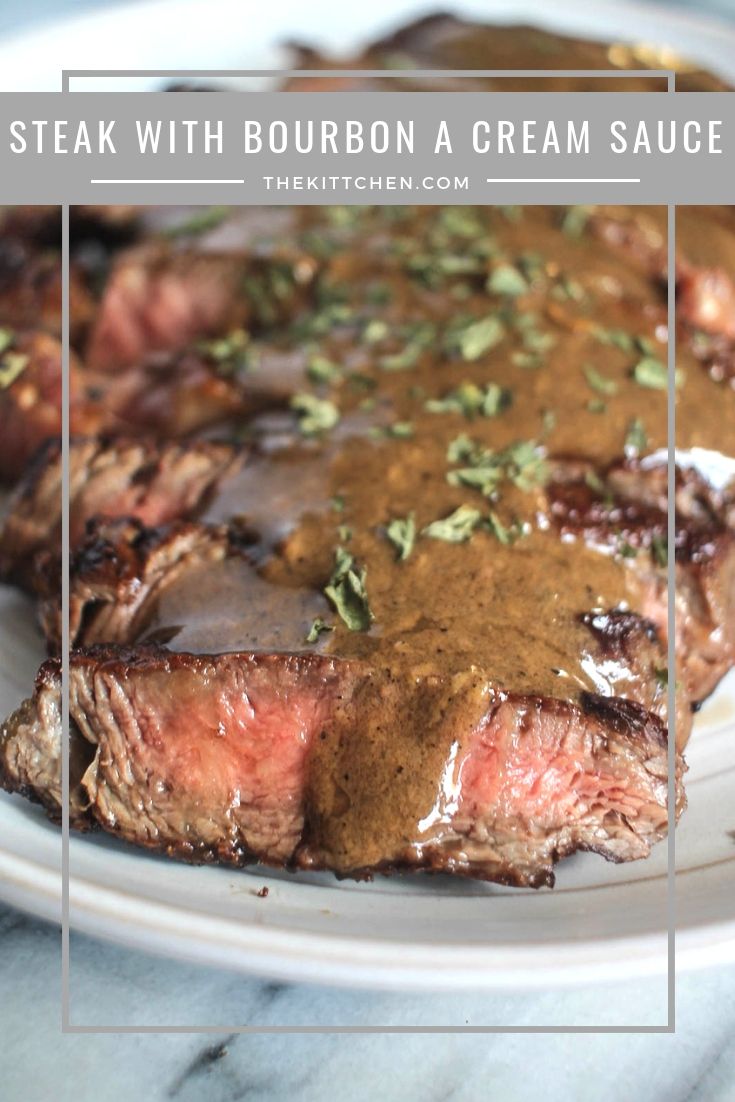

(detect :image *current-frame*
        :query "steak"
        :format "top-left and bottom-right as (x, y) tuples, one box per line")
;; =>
(0, 436), (243, 590)
(85, 243), (318, 371)
(0, 645), (683, 886)
(1, 22), (735, 889)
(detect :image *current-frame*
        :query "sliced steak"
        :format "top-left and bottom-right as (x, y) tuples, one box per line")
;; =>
(85, 243), (318, 371)
(0, 660), (92, 825)
(0, 646), (683, 886)
(548, 457), (735, 706)
(0, 330), (113, 485)
(0, 436), (244, 590)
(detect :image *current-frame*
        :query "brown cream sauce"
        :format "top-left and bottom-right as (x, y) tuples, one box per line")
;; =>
(143, 203), (735, 868)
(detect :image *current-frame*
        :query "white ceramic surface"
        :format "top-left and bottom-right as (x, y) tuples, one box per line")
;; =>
(0, 0), (734, 991)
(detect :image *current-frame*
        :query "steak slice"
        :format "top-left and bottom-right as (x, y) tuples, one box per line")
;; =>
(0, 436), (244, 590)
(0, 646), (683, 887)
(0, 330), (113, 485)
(548, 457), (735, 706)
(85, 243), (318, 371)
(0, 660), (92, 825)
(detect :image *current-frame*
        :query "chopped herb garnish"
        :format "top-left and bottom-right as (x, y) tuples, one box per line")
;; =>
(560, 206), (590, 238)
(370, 421), (414, 440)
(447, 439), (548, 496)
(552, 276), (585, 302)
(486, 511), (524, 545)
(164, 206), (229, 238)
(338, 525), (352, 543)
(587, 399), (607, 414)
(584, 470), (607, 496)
(386, 514), (416, 561)
(521, 328), (556, 354)
(426, 381), (512, 419)
(445, 315), (505, 361)
(446, 433), (476, 464)
(632, 356), (671, 390)
(0, 327), (14, 355)
(651, 535), (668, 567)
(487, 264), (528, 297)
(654, 667), (669, 688)
(291, 393), (340, 436)
(541, 409), (557, 437)
(307, 355), (341, 384)
(439, 207), (485, 238)
(617, 536), (638, 559)
(197, 329), (252, 374)
(511, 350), (542, 370)
(499, 206), (522, 224)
(331, 495), (345, 513)
(362, 319), (389, 344)
(324, 547), (373, 632)
(306, 618), (333, 644)
(0, 352), (29, 390)
(625, 417), (648, 456)
(593, 326), (635, 353)
(379, 325), (435, 372)
(422, 504), (483, 543)
(584, 365), (618, 396)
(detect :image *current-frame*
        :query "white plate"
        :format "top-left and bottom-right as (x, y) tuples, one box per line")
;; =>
(1, 0), (735, 992)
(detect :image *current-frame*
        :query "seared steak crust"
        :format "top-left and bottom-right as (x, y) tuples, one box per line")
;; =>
(0, 436), (244, 591)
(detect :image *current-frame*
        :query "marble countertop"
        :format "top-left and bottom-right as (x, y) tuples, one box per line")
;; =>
(1, 900), (734, 1099)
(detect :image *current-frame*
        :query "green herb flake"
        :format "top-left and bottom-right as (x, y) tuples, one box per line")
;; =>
(512, 350), (542, 370)
(584, 365), (618, 396)
(447, 438), (548, 497)
(362, 319), (389, 344)
(584, 470), (607, 496)
(587, 399), (607, 414)
(379, 334), (430, 373)
(386, 514), (416, 561)
(541, 409), (557, 437)
(625, 417), (648, 456)
(617, 536), (638, 560)
(486, 511), (523, 546)
(560, 206), (590, 239)
(632, 357), (669, 390)
(552, 276), (585, 303)
(291, 393), (340, 436)
(446, 315), (506, 362)
(439, 207), (485, 238)
(422, 504), (483, 543)
(522, 328), (556, 354)
(306, 618), (333, 644)
(426, 381), (512, 420)
(331, 495), (345, 513)
(164, 206), (230, 238)
(197, 328), (252, 374)
(0, 327), (14, 355)
(323, 547), (374, 632)
(338, 525), (352, 543)
(0, 352), (30, 390)
(593, 326), (635, 353)
(651, 535), (668, 567)
(487, 264), (528, 298)
(307, 355), (342, 384)
(654, 667), (669, 688)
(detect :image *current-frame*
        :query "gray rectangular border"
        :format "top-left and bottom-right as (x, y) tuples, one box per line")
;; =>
(59, 65), (677, 1034)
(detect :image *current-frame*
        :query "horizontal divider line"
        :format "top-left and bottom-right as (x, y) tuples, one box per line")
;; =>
(486, 177), (641, 183)
(90, 178), (245, 184)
